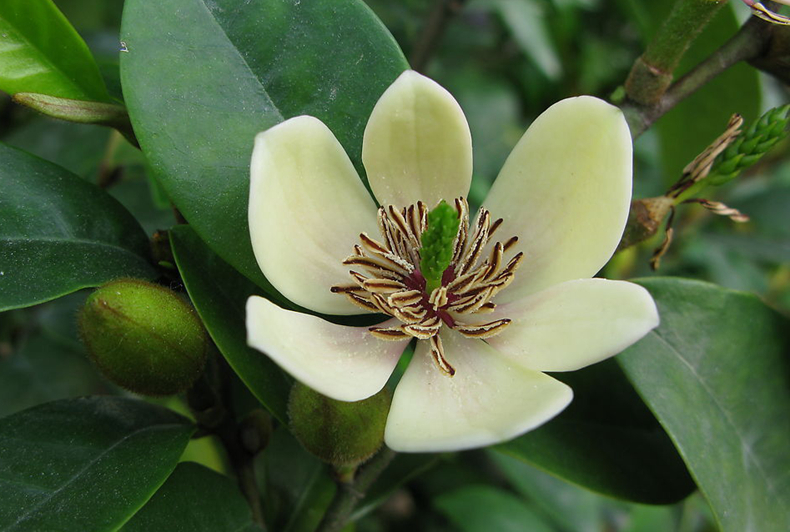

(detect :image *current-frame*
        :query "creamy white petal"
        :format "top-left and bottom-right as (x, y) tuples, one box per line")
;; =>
(482, 96), (633, 302)
(385, 329), (572, 452)
(363, 70), (472, 208)
(485, 278), (658, 372)
(246, 296), (407, 401)
(249, 116), (379, 315)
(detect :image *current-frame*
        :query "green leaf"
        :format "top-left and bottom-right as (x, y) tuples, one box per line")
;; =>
(0, 142), (157, 312)
(495, 358), (695, 504)
(488, 452), (607, 532)
(169, 224), (291, 424)
(120, 0), (408, 290)
(0, 396), (194, 532)
(0, 294), (109, 419)
(0, 0), (110, 101)
(618, 278), (790, 532)
(122, 462), (259, 532)
(263, 428), (335, 532)
(653, 5), (760, 182)
(433, 485), (555, 532)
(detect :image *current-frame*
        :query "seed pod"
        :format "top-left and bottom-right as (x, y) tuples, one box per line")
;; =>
(288, 382), (391, 467)
(78, 278), (208, 396)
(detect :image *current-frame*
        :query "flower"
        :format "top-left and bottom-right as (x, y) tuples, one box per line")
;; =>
(246, 70), (659, 453)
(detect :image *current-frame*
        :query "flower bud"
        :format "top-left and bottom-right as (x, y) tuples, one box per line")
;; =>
(240, 409), (274, 455)
(288, 382), (391, 467)
(617, 196), (674, 251)
(78, 278), (208, 396)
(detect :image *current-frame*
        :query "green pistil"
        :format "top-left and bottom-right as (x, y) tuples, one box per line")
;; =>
(420, 200), (460, 294)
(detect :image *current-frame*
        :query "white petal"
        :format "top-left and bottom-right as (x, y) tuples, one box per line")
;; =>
(486, 279), (658, 372)
(483, 96), (633, 301)
(385, 329), (572, 452)
(250, 116), (379, 315)
(246, 296), (407, 401)
(363, 70), (472, 208)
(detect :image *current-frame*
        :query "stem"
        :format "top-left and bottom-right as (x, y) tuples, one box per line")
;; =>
(410, 0), (467, 73)
(315, 447), (397, 532)
(625, 0), (727, 105)
(623, 13), (772, 138)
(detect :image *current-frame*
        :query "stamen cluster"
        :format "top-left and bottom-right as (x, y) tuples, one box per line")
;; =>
(331, 198), (523, 376)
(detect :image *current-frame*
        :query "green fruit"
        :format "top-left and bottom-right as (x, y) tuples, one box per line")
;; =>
(289, 382), (391, 467)
(78, 278), (207, 396)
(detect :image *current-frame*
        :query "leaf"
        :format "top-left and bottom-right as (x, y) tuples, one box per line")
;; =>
(0, 0), (110, 101)
(0, 142), (157, 312)
(488, 451), (607, 532)
(120, 0), (408, 290)
(263, 428), (335, 532)
(121, 462), (259, 532)
(169, 224), (291, 424)
(0, 396), (194, 532)
(618, 278), (790, 532)
(433, 485), (555, 532)
(494, 357), (695, 504)
(654, 5), (760, 182)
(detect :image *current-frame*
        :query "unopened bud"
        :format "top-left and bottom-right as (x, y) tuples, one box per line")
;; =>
(288, 383), (390, 467)
(78, 278), (208, 396)
(240, 409), (274, 455)
(618, 196), (675, 251)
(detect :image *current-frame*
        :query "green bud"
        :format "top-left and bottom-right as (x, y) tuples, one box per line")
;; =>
(420, 200), (460, 293)
(288, 382), (390, 467)
(708, 105), (790, 185)
(78, 278), (208, 396)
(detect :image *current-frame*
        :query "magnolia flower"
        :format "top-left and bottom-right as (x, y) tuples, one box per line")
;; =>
(246, 70), (659, 453)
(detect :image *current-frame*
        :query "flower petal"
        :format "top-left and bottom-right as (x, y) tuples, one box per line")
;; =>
(363, 70), (472, 208)
(486, 279), (658, 372)
(246, 296), (407, 401)
(384, 329), (572, 452)
(250, 116), (379, 315)
(483, 96), (633, 301)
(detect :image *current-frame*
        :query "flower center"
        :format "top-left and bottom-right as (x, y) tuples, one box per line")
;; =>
(331, 198), (523, 376)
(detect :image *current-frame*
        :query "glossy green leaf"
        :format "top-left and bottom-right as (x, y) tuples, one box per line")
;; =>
(263, 429), (335, 532)
(434, 485), (555, 532)
(618, 278), (790, 532)
(122, 462), (259, 532)
(0, 396), (194, 532)
(120, 0), (408, 290)
(169, 225), (291, 424)
(0, 0), (110, 101)
(495, 357), (695, 504)
(0, 142), (156, 311)
(654, 5), (760, 181)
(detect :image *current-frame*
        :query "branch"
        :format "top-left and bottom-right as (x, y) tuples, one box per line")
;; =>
(315, 447), (397, 532)
(623, 13), (773, 139)
(625, 0), (727, 106)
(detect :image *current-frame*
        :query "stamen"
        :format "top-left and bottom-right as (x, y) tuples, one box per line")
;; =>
(335, 199), (521, 378)
(429, 335), (455, 377)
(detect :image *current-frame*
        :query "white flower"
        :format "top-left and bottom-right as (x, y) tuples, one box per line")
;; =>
(246, 70), (659, 453)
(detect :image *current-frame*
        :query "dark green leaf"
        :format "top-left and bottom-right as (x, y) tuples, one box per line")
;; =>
(0, 396), (194, 532)
(0, 0), (111, 101)
(0, 142), (156, 311)
(434, 485), (555, 532)
(262, 428), (335, 532)
(495, 358), (695, 504)
(120, 0), (408, 290)
(122, 462), (258, 532)
(618, 278), (790, 531)
(169, 225), (291, 424)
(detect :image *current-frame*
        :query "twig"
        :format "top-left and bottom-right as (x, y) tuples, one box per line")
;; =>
(410, 0), (467, 73)
(623, 13), (773, 138)
(315, 447), (397, 532)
